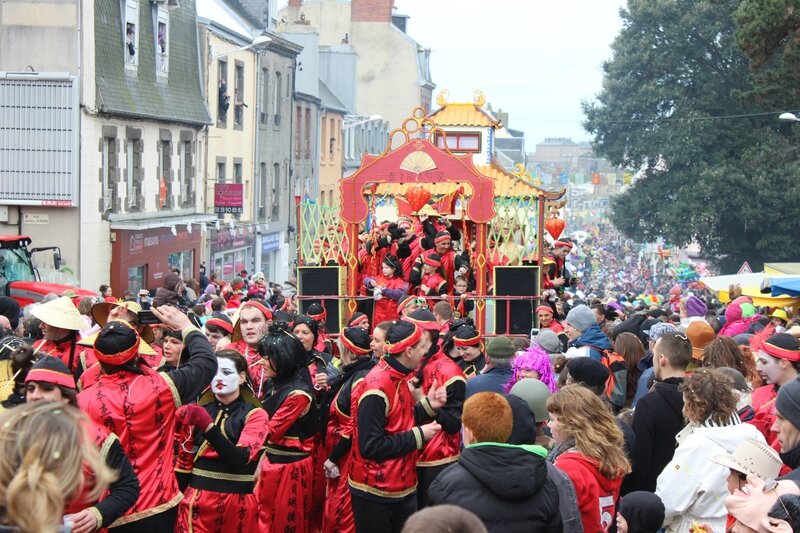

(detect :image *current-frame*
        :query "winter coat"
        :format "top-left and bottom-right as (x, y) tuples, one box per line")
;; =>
(555, 450), (623, 533)
(655, 416), (764, 533)
(567, 324), (613, 361)
(464, 366), (513, 399)
(621, 377), (684, 495)
(429, 442), (562, 533)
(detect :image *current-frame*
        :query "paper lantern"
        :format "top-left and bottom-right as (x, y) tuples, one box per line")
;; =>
(406, 186), (431, 213)
(545, 215), (566, 241)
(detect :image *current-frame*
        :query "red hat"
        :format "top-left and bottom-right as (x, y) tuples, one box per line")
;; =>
(553, 239), (572, 249)
(536, 305), (554, 315)
(93, 321), (141, 366)
(423, 253), (442, 268)
(762, 333), (800, 362)
(434, 231), (451, 244)
(406, 309), (439, 331)
(25, 356), (76, 389)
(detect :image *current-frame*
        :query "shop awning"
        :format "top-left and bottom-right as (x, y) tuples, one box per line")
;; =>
(769, 277), (800, 298)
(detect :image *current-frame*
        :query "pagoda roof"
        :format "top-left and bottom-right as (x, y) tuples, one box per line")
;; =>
(428, 102), (499, 128)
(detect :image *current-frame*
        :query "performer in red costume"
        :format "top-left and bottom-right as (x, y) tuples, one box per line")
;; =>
(536, 305), (565, 334)
(307, 301), (334, 355)
(322, 327), (377, 533)
(348, 320), (447, 533)
(422, 232), (469, 293)
(409, 253), (448, 300)
(542, 239), (573, 291)
(223, 300), (272, 399)
(30, 296), (89, 377)
(255, 322), (320, 533)
(364, 255), (409, 326)
(750, 333), (800, 449)
(406, 309), (466, 508)
(175, 350), (268, 533)
(452, 322), (486, 378)
(78, 306), (216, 531)
(25, 356), (139, 532)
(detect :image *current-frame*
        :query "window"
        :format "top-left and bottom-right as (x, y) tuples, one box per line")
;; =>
(304, 108), (311, 159)
(179, 140), (193, 207)
(101, 137), (117, 213)
(124, 0), (139, 68)
(329, 117), (336, 160)
(126, 138), (142, 211)
(272, 162), (280, 218)
(260, 68), (269, 124)
(234, 62), (244, 128)
(216, 160), (226, 183)
(159, 140), (172, 209)
(258, 162), (267, 219)
(273, 72), (282, 125)
(217, 60), (229, 126)
(436, 132), (481, 152)
(168, 250), (194, 279)
(320, 118), (327, 163)
(128, 265), (147, 293)
(156, 7), (169, 75)
(233, 162), (242, 184)
(294, 106), (301, 159)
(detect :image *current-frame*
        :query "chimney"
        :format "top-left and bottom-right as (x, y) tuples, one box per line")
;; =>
(288, 0), (301, 7)
(351, 0), (393, 23)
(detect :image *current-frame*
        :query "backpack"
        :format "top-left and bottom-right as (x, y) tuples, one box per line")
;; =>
(588, 346), (628, 409)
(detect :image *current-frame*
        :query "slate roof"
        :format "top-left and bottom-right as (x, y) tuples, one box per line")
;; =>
(318, 80), (348, 114)
(95, 0), (212, 126)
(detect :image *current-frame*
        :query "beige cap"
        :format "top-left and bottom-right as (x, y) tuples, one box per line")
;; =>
(709, 437), (782, 480)
(30, 296), (87, 331)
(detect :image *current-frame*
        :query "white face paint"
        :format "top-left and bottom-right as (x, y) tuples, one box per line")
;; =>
(213, 357), (240, 396)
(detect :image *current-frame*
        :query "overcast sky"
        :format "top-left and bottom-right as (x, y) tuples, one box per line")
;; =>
(393, 0), (627, 147)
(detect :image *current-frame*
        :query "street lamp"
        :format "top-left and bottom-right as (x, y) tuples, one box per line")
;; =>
(779, 112), (800, 122)
(210, 35), (271, 60)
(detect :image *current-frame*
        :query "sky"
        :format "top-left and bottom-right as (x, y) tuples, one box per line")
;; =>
(392, 0), (628, 147)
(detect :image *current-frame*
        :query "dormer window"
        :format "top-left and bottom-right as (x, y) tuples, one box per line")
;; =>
(436, 132), (480, 152)
(124, 0), (139, 69)
(156, 6), (169, 76)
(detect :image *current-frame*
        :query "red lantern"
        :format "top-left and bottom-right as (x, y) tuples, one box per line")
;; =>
(545, 215), (566, 241)
(406, 186), (431, 213)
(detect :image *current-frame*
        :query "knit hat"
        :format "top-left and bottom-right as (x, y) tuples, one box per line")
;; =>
(648, 322), (676, 342)
(565, 305), (596, 333)
(163, 272), (182, 291)
(725, 476), (800, 532)
(534, 329), (562, 354)
(347, 312), (369, 329)
(618, 491), (665, 533)
(776, 378), (800, 429)
(686, 321), (716, 359)
(762, 333), (800, 362)
(485, 336), (516, 360)
(769, 494), (800, 529)
(406, 309), (439, 331)
(205, 312), (233, 335)
(566, 357), (609, 389)
(384, 320), (422, 355)
(30, 296), (86, 332)
(340, 326), (372, 356)
(685, 295), (708, 317)
(710, 437), (783, 480)
(509, 378), (552, 423)
(453, 323), (481, 347)
(25, 356), (76, 389)
(0, 297), (20, 330)
(93, 321), (141, 366)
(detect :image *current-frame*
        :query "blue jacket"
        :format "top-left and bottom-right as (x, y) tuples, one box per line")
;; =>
(465, 366), (514, 399)
(570, 324), (612, 361)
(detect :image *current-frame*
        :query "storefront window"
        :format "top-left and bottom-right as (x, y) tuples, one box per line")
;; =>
(128, 265), (146, 292)
(168, 250), (194, 280)
(212, 247), (252, 280)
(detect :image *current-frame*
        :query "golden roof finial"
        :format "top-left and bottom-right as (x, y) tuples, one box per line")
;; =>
(436, 89), (450, 107)
(473, 89), (486, 107)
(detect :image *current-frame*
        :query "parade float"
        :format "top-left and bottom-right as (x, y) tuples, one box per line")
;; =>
(296, 91), (566, 334)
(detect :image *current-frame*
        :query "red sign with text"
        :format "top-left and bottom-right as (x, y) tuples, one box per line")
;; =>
(214, 183), (244, 214)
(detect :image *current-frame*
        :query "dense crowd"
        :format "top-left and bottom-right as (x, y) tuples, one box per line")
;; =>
(0, 220), (799, 533)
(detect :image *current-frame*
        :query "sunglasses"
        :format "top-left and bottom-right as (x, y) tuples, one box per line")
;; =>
(764, 478), (794, 528)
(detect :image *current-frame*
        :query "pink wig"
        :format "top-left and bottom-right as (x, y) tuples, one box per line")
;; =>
(504, 344), (558, 394)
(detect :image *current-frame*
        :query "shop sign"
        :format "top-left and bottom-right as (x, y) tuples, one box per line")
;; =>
(262, 232), (281, 253)
(214, 184), (244, 214)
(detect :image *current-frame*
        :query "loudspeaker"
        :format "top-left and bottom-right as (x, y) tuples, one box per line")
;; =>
(494, 266), (539, 335)
(298, 266), (346, 333)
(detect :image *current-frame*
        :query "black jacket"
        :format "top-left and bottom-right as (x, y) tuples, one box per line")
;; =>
(429, 442), (562, 533)
(621, 376), (684, 494)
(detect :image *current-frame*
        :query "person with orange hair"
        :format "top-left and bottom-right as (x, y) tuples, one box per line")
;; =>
(429, 392), (561, 532)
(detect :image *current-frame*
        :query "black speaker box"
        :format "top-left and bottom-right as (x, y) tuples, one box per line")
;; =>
(298, 266), (346, 333)
(493, 266), (539, 335)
